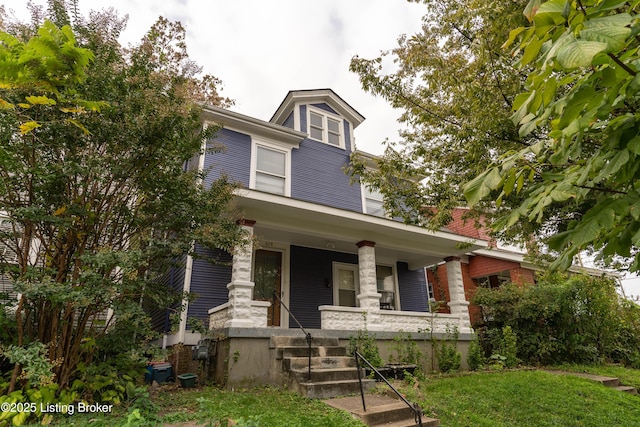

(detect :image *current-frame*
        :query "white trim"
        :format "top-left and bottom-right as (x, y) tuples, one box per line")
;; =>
(306, 106), (346, 149)
(250, 138), (292, 197)
(236, 188), (485, 249)
(270, 89), (365, 129)
(332, 262), (360, 307)
(202, 105), (305, 148)
(293, 102), (301, 133)
(177, 253), (194, 343)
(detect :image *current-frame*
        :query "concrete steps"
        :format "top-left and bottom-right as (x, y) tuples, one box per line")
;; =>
(546, 370), (638, 394)
(273, 335), (376, 399)
(325, 394), (439, 427)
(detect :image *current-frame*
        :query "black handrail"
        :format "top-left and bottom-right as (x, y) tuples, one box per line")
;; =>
(353, 350), (423, 426)
(272, 291), (313, 382)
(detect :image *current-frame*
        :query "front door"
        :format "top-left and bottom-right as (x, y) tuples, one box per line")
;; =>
(254, 249), (282, 326)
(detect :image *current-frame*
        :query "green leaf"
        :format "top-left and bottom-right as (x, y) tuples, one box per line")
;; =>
(557, 39), (608, 68)
(25, 95), (56, 106)
(579, 13), (632, 52)
(19, 121), (41, 134)
(524, 0), (543, 22)
(66, 119), (91, 135)
(503, 27), (527, 49)
(522, 36), (544, 66)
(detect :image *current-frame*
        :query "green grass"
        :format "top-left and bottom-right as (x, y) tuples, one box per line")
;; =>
(39, 385), (366, 426)
(154, 385), (366, 427)
(30, 367), (640, 426)
(396, 369), (640, 427)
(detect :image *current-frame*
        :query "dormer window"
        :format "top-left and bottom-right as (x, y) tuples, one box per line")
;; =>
(308, 107), (344, 148)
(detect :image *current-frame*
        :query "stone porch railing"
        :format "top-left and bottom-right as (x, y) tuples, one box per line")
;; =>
(318, 305), (472, 334)
(208, 300), (271, 329)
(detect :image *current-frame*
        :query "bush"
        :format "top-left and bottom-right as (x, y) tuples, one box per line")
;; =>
(473, 272), (640, 366)
(436, 326), (461, 373)
(467, 334), (485, 371)
(348, 313), (383, 368)
(390, 331), (422, 365)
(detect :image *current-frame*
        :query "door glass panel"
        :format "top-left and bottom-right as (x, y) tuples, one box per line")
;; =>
(254, 250), (281, 300)
(254, 250), (282, 326)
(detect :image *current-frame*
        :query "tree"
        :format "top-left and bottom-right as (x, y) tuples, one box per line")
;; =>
(464, 0), (640, 272)
(348, 0), (538, 231)
(0, 1), (243, 391)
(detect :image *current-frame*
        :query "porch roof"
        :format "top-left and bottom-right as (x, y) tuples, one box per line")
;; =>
(234, 189), (488, 269)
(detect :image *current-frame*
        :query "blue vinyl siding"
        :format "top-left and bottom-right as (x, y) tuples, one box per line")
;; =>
(291, 139), (363, 212)
(289, 245), (358, 329)
(311, 103), (339, 115)
(149, 260), (186, 333)
(283, 112), (294, 129)
(186, 246), (232, 327)
(397, 262), (429, 312)
(203, 128), (251, 189)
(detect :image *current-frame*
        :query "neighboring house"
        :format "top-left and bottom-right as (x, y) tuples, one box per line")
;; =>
(155, 89), (494, 384)
(425, 208), (537, 325)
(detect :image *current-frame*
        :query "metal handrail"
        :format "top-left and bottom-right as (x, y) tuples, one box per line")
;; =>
(353, 350), (423, 426)
(272, 291), (313, 382)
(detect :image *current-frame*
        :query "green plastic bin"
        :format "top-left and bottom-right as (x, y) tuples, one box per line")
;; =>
(177, 373), (197, 388)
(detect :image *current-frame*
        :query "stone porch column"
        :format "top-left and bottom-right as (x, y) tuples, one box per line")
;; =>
(224, 220), (256, 328)
(444, 256), (471, 328)
(356, 240), (382, 330)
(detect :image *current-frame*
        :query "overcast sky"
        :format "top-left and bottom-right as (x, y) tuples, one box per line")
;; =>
(5, 0), (426, 155)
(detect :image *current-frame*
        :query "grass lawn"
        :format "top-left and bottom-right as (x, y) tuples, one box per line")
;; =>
(32, 367), (640, 426)
(397, 369), (640, 427)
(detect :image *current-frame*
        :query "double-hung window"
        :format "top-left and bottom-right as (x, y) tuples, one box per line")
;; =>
(363, 186), (385, 217)
(255, 145), (287, 195)
(308, 108), (343, 148)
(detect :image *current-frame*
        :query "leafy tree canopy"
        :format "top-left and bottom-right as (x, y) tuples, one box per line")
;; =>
(347, 0), (571, 241)
(0, 0), (243, 391)
(464, 0), (640, 272)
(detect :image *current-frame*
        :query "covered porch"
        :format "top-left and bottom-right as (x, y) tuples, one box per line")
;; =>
(208, 189), (486, 335)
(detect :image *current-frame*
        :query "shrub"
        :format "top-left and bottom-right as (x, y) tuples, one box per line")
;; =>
(348, 312), (383, 368)
(467, 334), (485, 371)
(436, 326), (461, 373)
(390, 331), (422, 365)
(473, 272), (640, 366)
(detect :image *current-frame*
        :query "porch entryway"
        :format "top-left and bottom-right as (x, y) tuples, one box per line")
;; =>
(254, 249), (282, 326)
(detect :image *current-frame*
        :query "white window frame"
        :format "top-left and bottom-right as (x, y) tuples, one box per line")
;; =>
(332, 262), (360, 307)
(361, 184), (385, 217)
(307, 107), (345, 149)
(250, 138), (292, 197)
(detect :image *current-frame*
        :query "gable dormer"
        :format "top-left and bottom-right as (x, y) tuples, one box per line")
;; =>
(270, 89), (365, 152)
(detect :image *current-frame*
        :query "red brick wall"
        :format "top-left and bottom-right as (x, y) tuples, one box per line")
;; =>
(443, 208), (494, 246)
(468, 255), (520, 278)
(510, 267), (535, 286)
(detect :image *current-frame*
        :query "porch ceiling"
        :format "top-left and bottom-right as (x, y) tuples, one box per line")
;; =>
(234, 190), (488, 269)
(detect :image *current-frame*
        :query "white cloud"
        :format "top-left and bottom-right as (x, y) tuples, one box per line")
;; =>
(4, 0), (425, 154)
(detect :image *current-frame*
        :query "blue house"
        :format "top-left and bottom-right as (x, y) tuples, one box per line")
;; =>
(157, 90), (488, 388)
